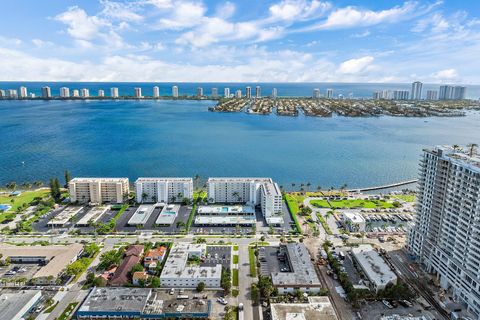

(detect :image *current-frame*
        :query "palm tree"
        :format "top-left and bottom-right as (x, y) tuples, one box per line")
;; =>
(176, 221), (186, 229)
(21, 182), (32, 190)
(33, 181), (43, 188)
(141, 192), (148, 203)
(452, 144), (460, 151)
(194, 174), (200, 190)
(6, 182), (16, 191)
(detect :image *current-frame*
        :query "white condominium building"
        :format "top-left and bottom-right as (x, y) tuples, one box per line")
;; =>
(98, 89), (105, 97)
(235, 90), (242, 98)
(19, 86), (28, 98)
(60, 87), (70, 98)
(134, 87), (143, 98)
(41, 86), (51, 98)
(135, 178), (193, 203)
(160, 243), (222, 288)
(69, 177), (129, 204)
(224, 87), (230, 98)
(153, 86), (160, 98)
(326, 88), (333, 99)
(110, 87), (119, 98)
(407, 146), (480, 318)
(207, 177), (284, 225)
(172, 85), (178, 97)
(411, 81), (423, 100)
(81, 88), (90, 98)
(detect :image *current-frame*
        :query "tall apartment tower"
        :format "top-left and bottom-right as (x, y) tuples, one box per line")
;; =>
(60, 87), (70, 98)
(313, 88), (320, 99)
(439, 85), (453, 100)
(196, 87), (203, 98)
(255, 86), (261, 98)
(172, 86), (178, 98)
(72, 89), (79, 97)
(134, 87), (143, 98)
(98, 89), (105, 97)
(211, 88), (218, 98)
(426, 90), (438, 100)
(272, 88), (277, 99)
(235, 90), (242, 98)
(224, 88), (230, 98)
(81, 88), (90, 98)
(326, 88), (333, 99)
(246, 86), (251, 99)
(110, 87), (119, 98)
(153, 86), (160, 98)
(411, 81), (423, 100)
(407, 145), (480, 318)
(453, 86), (466, 100)
(19, 86), (28, 98)
(41, 86), (51, 99)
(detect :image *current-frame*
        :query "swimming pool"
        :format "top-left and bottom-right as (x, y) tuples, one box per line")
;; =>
(222, 207), (229, 212)
(0, 204), (11, 211)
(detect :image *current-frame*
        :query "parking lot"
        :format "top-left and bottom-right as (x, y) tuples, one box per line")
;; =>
(358, 299), (436, 320)
(258, 246), (291, 276)
(203, 246), (231, 269)
(0, 263), (41, 283)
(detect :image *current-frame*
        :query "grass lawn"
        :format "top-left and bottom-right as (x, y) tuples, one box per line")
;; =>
(0, 189), (50, 212)
(284, 194), (302, 234)
(232, 269), (239, 286)
(233, 255), (239, 264)
(248, 247), (257, 277)
(58, 302), (78, 320)
(317, 213), (333, 235)
(391, 194), (416, 202)
(232, 289), (239, 297)
(186, 203), (197, 231)
(311, 198), (394, 209)
(233, 245), (239, 251)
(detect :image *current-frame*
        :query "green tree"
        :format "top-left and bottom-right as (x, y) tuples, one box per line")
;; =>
(196, 281), (206, 292)
(64, 170), (72, 188)
(150, 276), (160, 288)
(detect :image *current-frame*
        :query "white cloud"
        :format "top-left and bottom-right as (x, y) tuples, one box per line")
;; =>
(157, 1), (206, 30)
(0, 36), (23, 46)
(55, 6), (109, 40)
(268, 0), (331, 22)
(430, 68), (459, 82)
(338, 56), (375, 74)
(100, 0), (144, 22)
(216, 1), (236, 19)
(351, 30), (370, 38)
(412, 13), (449, 33)
(147, 0), (173, 9)
(307, 1), (417, 30)
(32, 39), (54, 48)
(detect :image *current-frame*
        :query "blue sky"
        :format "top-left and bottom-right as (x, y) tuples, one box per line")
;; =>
(0, 0), (479, 83)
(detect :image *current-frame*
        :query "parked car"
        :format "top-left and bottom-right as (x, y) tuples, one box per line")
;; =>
(382, 300), (393, 309)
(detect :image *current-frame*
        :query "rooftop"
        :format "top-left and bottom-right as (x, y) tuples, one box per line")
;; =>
(351, 245), (397, 288)
(76, 206), (108, 226)
(47, 206), (83, 226)
(271, 243), (321, 288)
(0, 290), (42, 320)
(155, 204), (180, 225)
(342, 212), (365, 224)
(270, 297), (338, 320)
(0, 244), (83, 279)
(70, 177), (129, 183)
(136, 177), (193, 183)
(428, 145), (480, 172)
(128, 205), (155, 225)
(208, 177), (273, 183)
(197, 205), (255, 214)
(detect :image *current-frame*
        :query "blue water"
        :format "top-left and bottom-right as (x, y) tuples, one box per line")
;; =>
(0, 94), (479, 189)
(1, 82), (479, 99)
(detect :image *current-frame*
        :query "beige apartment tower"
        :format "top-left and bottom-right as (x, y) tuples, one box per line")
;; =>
(69, 178), (129, 204)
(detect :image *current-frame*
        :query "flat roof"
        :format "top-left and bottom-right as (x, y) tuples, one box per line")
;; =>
(261, 181), (282, 196)
(343, 212), (365, 224)
(352, 245), (397, 288)
(197, 205), (255, 214)
(0, 290), (42, 320)
(155, 204), (180, 225)
(136, 177), (193, 183)
(128, 205), (155, 225)
(195, 215), (256, 225)
(70, 177), (129, 183)
(271, 243), (321, 288)
(0, 244), (83, 279)
(160, 244), (221, 283)
(270, 297), (338, 320)
(76, 206), (108, 226)
(266, 216), (285, 224)
(47, 206), (83, 226)
(207, 177), (273, 183)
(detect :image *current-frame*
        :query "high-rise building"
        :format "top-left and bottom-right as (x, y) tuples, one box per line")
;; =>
(196, 87), (203, 98)
(373, 91), (381, 100)
(98, 90), (105, 97)
(426, 90), (438, 100)
(81, 88), (90, 98)
(246, 86), (251, 99)
(453, 86), (466, 100)
(0, 90), (5, 98)
(439, 85), (454, 100)
(69, 178), (130, 204)
(135, 178), (193, 203)
(41, 86), (51, 99)
(411, 81), (423, 100)
(7, 89), (18, 98)
(272, 88), (277, 99)
(134, 88), (143, 98)
(313, 88), (320, 99)
(407, 145), (480, 318)
(255, 86), (261, 98)
(235, 90), (242, 98)
(393, 90), (409, 100)
(153, 86), (160, 98)
(72, 89), (79, 97)
(60, 87), (70, 98)
(172, 86), (178, 98)
(110, 87), (119, 98)
(380, 90), (393, 100)
(326, 88), (333, 99)
(211, 88), (218, 98)
(29, 93), (35, 98)
(224, 88), (230, 98)
(19, 86), (27, 98)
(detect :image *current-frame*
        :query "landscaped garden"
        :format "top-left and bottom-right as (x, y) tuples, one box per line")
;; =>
(311, 198), (396, 209)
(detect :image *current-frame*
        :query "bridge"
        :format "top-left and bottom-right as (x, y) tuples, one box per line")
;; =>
(348, 179), (418, 192)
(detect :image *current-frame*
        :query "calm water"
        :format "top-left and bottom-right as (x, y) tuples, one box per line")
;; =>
(1, 98), (479, 189)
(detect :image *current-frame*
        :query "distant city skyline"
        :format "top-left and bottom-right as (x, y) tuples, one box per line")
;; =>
(0, 0), (479, 83)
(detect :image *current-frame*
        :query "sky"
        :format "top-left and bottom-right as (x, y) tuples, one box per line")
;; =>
(0, 0), (479, 83)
